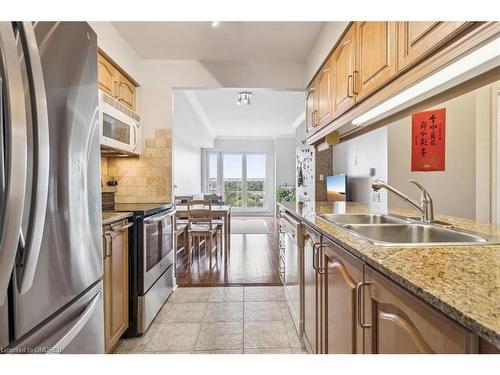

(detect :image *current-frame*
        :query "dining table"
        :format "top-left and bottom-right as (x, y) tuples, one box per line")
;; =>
(175, 204), (232, 259)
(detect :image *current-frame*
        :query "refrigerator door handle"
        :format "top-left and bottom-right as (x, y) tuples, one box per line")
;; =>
(17, 22), (50, 296)
(47, 290), (101, 354)
(0, 22), (28, 305)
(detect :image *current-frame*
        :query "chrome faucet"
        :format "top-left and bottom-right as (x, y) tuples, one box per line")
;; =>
(372, 179), (434, 222)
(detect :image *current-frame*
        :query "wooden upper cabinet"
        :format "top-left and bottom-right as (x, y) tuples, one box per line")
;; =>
(98, 53), (117, 97)
(354, 21), (397, 100)
(98, 52), (137, 111)
(302, 225), (322, 354)
(397, 21), (469, 71)
(321, 237), (364, 354)
(316, 58), (334, 127)
(305, 81), (318, 135)
(363, 266), (478, 354)
(116, 72), (136, 111)
(332, 26), (357, 118)
(103, 220), (130, 353)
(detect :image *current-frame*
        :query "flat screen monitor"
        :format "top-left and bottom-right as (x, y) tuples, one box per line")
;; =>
(327, 174), (348, 202)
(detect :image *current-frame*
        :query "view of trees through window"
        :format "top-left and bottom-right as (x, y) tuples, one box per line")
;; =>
(207, 152), (266, 210)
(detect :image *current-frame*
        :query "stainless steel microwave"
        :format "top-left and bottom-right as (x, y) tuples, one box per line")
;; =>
(99, 90), (141, 156)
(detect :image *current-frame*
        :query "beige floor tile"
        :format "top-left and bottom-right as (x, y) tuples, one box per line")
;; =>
(270, 286), (287, 301)
(145, 334), (197, 353)
(244, 286), (280, 301)
(192, 349), (243, 354)
(168, 287), (213, 303)
(195, 322), (243, 351)
(209, 287), (244, 302)
(244, 348), (306, 354)
(204, 302), (243, 322)
(112, 324), (156, 354)
(244, 321), (296, 349)
(157, 302), (207, 323)
(244, 301), (282, 321)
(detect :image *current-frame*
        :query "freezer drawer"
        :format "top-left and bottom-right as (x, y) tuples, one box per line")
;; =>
(9, 281), (104, 354)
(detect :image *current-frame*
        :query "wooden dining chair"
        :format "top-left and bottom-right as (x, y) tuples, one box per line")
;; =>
(186, 199), (222, 268)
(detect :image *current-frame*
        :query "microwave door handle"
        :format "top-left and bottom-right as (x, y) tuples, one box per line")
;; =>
(132, 122), (139, 152)
(0, 22), (28, 305)
(17, 22), (50, 296)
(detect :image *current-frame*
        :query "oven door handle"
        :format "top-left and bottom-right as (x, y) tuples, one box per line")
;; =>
(143, 210), (175, 224)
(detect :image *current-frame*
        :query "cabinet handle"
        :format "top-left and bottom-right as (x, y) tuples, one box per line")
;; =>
(316, 244), (326, 275)
(114, 81), (119, 99)
(353, 70), (359, 95)
(311, 110), (318, 127)
(103, 233), (113, 258)
(356, 281), (373, 328)
(312, 243), (319, 271)
(347, 75), (354, 98)
(112, 222), (133, 232)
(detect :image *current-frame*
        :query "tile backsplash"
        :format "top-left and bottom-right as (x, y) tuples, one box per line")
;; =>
(101, 128), (172, 203)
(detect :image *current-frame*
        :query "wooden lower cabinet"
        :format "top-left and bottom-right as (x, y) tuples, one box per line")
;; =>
(302, 225), (321, 354)
(103, 220), (130, 353)
(320, 237), (364, 354)
(363, 266), (478, 354)
(299, 225), (488, 354)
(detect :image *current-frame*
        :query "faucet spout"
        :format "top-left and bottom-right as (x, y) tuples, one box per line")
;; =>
(371, 179), (434, 222)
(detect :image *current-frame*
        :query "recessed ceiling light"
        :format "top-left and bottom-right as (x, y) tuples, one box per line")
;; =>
(211, 21), (220, 28)
(237, 92), (252, 106)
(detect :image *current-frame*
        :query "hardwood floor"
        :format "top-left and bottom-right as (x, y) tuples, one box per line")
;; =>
(175, 217), (281, 286)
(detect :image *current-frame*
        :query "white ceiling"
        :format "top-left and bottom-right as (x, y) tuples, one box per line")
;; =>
(176, 88), (305, 138)
(111, 21), (325, 62)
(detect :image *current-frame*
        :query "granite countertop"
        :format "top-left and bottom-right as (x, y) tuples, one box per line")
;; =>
(102, 211), (133, 226)
(278, 201), (500, 347)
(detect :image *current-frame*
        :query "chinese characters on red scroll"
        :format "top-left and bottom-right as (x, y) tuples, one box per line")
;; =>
(411, 108), (446, 172)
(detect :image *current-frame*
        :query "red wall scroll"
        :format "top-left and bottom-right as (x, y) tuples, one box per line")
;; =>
(411, 108), (446, 172)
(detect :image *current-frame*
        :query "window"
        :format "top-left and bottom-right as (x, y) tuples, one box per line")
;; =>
(205, 152), (269, 211)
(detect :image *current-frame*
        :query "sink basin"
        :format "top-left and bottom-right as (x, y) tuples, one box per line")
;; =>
(343, 223), (494, 246)
(319, 214), (410, 225)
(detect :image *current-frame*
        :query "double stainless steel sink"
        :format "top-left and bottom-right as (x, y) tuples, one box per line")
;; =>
(318, 214), (500, 247)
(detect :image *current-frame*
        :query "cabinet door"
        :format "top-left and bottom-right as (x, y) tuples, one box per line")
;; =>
(363, 266), (478, 354)
(98, 53), (117, 97)
(103, 221), (130, 353)
(355, 21), (397, 100)
(302, 225), (321, 354)
(116, 72), (136, 111)
(332, 26), (356, 117)
(397, 21), (469, 71)
(316, 58), (334, 127)
(321, 238), (364, 354)
(305, 83), (318, 135)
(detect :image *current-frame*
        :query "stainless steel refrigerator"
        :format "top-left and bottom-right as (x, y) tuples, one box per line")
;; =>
(0, 22), (104, 354)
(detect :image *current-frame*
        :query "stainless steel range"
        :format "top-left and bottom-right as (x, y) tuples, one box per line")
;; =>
(104, 202), (175, 336)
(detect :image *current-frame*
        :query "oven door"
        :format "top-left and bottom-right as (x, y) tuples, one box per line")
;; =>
(99, 99), (140, 155)
(141, 210), (175, 294)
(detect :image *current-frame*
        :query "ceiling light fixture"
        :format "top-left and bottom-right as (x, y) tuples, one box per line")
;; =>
(237, 92), (253, 106)
(211, 21), (220, 28)
(351, 36), (500, 127)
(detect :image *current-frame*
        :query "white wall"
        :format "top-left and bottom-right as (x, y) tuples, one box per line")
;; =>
(173, 90), (216, 195)
(387, 92), (477, 219)
(333, 127), (388, 211)
(304, 22), (349, 85)
(275, 137), (297, 188)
